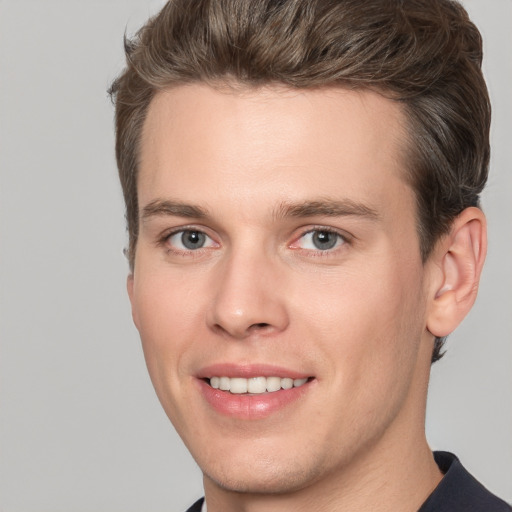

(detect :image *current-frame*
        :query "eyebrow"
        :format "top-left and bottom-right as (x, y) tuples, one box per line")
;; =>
(141, 199), (208, 221)
(273, 199), (380, 221)
(140, 198), (380, 223)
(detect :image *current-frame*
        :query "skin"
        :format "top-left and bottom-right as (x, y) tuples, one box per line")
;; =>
(128, 84), (486, 512)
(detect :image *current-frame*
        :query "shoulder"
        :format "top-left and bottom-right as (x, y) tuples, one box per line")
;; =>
(419, 451), (511, 512)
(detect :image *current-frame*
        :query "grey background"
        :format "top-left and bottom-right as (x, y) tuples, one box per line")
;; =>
(0, 0), (510, 510)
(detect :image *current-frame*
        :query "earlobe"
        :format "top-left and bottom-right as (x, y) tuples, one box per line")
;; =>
(427, 207), (487, 338)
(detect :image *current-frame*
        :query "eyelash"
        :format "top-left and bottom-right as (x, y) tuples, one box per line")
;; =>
(157, 226), (351, 257)
(290, 227), (350, 256)
(157, 226), (218, 257)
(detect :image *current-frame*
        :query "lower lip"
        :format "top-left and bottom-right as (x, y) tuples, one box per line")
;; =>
(198, 379), (311, 420)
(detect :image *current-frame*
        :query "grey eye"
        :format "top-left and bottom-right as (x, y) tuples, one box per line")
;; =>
(295, 230), (344, 251)
(168, 229), (215, 251)
(311, 231), (339, 250)
(181, 230), (206, 249)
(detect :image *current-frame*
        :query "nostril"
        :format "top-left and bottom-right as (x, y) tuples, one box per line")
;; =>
(211, 321), (271, 338)
(252, 323), (270, 329)
(246, 322), (273, 334)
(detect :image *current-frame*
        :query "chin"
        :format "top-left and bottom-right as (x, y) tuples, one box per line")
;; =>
(200, 451), (326, 496)
(206, 470), (311, 495)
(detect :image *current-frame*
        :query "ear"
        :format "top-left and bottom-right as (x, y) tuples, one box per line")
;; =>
(127, 273), (140, 330)
(426, 207), (487, 337)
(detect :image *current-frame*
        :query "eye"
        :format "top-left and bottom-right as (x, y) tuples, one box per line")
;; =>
(294, 229), (345, 251)
(167, 229), (216, 251)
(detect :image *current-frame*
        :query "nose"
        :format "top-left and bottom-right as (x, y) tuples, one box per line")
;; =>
(206, 249), (289, 340)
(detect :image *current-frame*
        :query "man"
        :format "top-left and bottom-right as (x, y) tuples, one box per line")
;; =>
(109, 0), (511, 510)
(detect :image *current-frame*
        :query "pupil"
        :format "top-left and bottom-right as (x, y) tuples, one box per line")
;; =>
(313, 231), (337, 250)
(182, 231), (205, 249)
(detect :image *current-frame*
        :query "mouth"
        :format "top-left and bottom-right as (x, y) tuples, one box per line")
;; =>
(197, 365), (315, 419)
(206, 376), (312, 394)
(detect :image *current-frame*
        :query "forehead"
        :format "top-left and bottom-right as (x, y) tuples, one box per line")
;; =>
(138, 83), (412, 220)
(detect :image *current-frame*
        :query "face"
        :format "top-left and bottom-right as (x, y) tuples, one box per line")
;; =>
(129, 84), (435, 495)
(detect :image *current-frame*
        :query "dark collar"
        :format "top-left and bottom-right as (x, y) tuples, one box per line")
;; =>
(418, 451), (511, 511)
(185, 497), (204, 512)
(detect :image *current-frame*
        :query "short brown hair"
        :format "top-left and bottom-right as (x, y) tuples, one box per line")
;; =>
(109, 0), (490, 362)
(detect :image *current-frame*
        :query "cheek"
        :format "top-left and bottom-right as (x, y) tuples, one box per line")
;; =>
(135, 267), (205, 333)
(132, 273), (201, 380)
(295, 257), (425, 389)
(131, 273), (208, 428)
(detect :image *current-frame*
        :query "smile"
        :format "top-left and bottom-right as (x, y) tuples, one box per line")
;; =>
(199, 369), (314, 419)
(208, 376), (309, 394)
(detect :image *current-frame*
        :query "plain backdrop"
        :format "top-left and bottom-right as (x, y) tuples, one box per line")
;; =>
(0, 1), (510, 510)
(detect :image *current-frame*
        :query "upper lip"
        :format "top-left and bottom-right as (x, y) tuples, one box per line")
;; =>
(197, 363), (312, 380)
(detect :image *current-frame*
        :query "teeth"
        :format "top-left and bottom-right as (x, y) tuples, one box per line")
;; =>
(247, 377), (267, 394)
(208, 376), (309, 394)
(266, 376), (281, 392)
(230, 378), (248, 394)
(281, 377), (293, 390)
